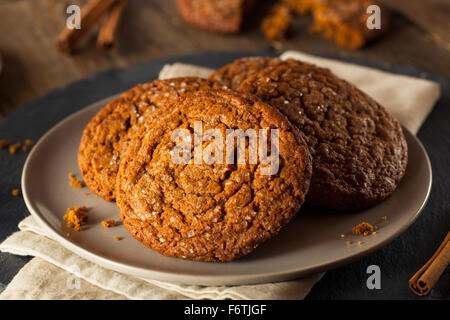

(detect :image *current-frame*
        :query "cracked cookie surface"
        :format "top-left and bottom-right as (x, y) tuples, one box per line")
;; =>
(78, 77), (218, 201)
(116, 89), (312, 262)
(238, 59), (408, 210)
(209, 56), (282, 90)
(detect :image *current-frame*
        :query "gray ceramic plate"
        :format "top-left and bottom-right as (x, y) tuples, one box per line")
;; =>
(21, 96), (432, 286)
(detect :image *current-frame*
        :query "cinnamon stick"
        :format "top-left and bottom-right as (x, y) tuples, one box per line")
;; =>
(57, 0), (118, 54)
(97, 0), (128, 52)
(409, 231), (450, 296)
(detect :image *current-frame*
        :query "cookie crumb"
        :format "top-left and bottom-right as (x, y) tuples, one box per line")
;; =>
(84, 192), (89, 196)
(102, 219), (116, 228)
(372, 231), (377, 235)
(346, 241), (351, 245)
(12, 189), (20, 197)
(381, 216), (387, 221)
(24, 139), (35, 147)
(21, 145), (29, 152)
(357, 241), (362, 245)
(9, 143), (21, 154)
(340, 234), (345, 238)
(0, 139), (10, 148)
(66, 233), (71, 238)
(68, 173), (83, 188)
(63, 206), (88, 231)
(311, 0), (385, 49)
(261, 3), (293, 41)
(352, 222), (374, 237)
(113, 236), (121, 241)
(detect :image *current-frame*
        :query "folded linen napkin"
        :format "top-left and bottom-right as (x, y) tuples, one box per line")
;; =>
(0, 216), (323, 299)
(0, 51), (441, 300)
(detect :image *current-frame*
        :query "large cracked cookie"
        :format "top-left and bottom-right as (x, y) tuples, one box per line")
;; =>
(238, 59), (408, 210)
(116, 89), (312, 262)
(78, 77), (218, 201)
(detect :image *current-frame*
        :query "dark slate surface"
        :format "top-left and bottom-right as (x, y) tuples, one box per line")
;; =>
(0, 51), (448, 300)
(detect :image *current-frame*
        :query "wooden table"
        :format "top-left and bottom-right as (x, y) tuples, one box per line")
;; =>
(0, 0), (449, 119)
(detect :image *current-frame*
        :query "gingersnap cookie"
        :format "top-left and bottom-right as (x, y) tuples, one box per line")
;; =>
(176, 0), (254, 33)
(116, 89), (312, 262)
(238, 59), (408, 211)
(208, 56), (282, 90)
(78, 77), (218, 202)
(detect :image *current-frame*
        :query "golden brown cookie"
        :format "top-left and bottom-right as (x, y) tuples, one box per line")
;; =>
(176, 0), (254, 33)
(116, 89), (312, 262)
(208, 56), (282, 90)
(238, 59), (407, 211)
(78, 77), (218, 202)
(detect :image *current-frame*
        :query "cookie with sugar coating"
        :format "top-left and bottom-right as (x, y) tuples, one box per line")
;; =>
(116, 89), (312, 262)
(78, 77), (219, 201)
(238, 59), (408, 210)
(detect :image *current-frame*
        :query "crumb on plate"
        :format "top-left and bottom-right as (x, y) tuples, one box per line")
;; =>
(352, 222), (374, 237)
(102, 219), (116, 228)
(12, 189), (20, 197)
(63, 206), (88, 231)
(68, 173), (83, 188)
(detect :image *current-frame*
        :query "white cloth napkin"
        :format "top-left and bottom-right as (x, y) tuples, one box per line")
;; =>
(0, 216), (322, 299)
(0, 51), (441, 300)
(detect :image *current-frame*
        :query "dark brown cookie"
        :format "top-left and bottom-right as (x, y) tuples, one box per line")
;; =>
(176, 0), (254, 33)
(116, 89), (312, 262)
(78, 77), (218, 202)
(208, 56), (282, 90)
(238, 59), (408, 210)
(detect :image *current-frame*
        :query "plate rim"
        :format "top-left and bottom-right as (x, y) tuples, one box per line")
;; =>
(21, 96), (433, 286)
